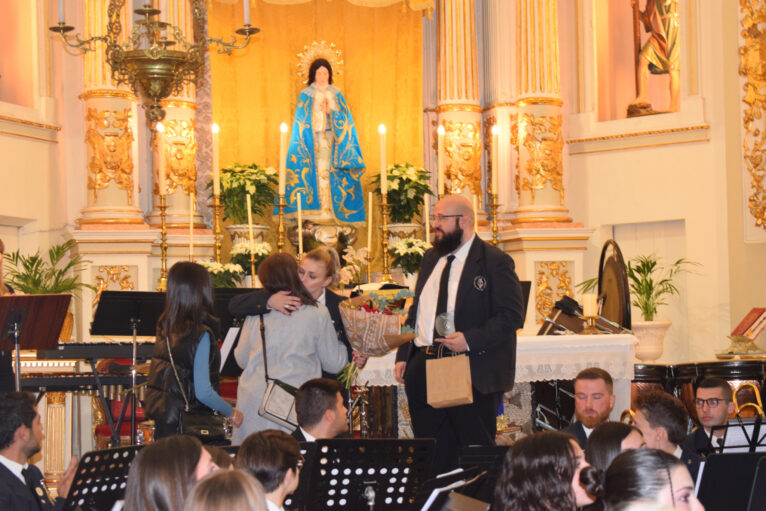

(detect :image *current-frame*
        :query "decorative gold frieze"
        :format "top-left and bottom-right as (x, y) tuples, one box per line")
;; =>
(517, 113), (564, 205)
(85, 108), (134, 204)
(534, 261), (573, 323)
(156, 118), (198, 195)
(444, 120), (482, 196)
(739, 0), (766, 230)
(93, 265), (136, 309)
(483, 116), (497, 195)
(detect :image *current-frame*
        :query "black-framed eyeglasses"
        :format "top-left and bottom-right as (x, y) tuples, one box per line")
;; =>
(430, 214), (463, 223)
(694, 398), (729, 408)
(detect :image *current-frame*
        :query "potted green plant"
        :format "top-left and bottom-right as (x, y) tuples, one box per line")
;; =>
(390, 238), (430, 290)
(579, 254), (698, 361)
(209, 163), (278, 244)
(3, 239), (96, 342)
(197, 260), (245, 288)
(372, 163), (433, 244)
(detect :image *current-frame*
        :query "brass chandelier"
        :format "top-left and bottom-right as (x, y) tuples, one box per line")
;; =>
(50, 1), (258, 122)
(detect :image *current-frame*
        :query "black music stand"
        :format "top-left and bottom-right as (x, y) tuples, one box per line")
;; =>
(284, 442), (319, 511)
(92, 291), (165, 445)
(697, 452), (766, 511)
(0, 294), (71, 391)
(410, 466), (485, 511)
(747, 456), (766, 511)
(296, 438), (434, 511)
(63, 445), (143, 511)
(711, 417), (766, 454)
(458, 445), (509, 506)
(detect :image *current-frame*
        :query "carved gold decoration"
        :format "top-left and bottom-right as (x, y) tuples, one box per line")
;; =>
(159, 99), (197, 110)
(44, 393), (67, 477)
(534, 261), (573, 323)
(436, 104), (482, 113)
(85, 108), (134, 204)
(0, 114), (62, 131)
(156, 118), (198, 195)
(93, 265), (135, 309)
(566, 125), (710, 144)
(444, 120), (482, 196)
(483, 116), (497, 195)
(79, 89), (137, 101)
(739, 0), (766, 230)
(297, 41), (344, 84)
(517, 113), (564, 205)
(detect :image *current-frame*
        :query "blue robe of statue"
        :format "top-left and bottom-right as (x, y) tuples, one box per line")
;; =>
(281, 85), (366, 223)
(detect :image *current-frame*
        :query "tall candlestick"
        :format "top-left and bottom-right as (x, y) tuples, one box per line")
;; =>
(424, 194), (430, 244)
(58, 0), (64, 23)
(582, 293), (598, 318)
(157, 122), (167, 195)
(297, 192), (303, 257)
(472, 194), (478, 233)
(378, 124), (387, 196)
(189, 192), (195, 261)
(212, 123), (220, 196)
(279, 123), (288, 196)
(244, 0), (250, 25)
(491, 125), (499, 196)
(246, 193), (255, 254)
(437, 125), (445, 196)
(367, 191), (373, 254)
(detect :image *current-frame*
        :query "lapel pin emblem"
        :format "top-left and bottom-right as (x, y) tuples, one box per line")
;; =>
(473, 276), (486, 291)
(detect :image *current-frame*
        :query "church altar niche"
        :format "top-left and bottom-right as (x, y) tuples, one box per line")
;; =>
(594, 0), (680, 121)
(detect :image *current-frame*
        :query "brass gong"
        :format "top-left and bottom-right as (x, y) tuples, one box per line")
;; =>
(597, 240), (631, 329)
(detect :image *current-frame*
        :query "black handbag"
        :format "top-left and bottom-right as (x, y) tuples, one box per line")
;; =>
(256, 314), (299, 429)
(166, 336), (227, 442)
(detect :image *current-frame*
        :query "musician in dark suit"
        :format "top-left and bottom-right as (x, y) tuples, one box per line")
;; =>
(394, 195), (525, 474)
(0, 392), (77, 511)
(1, 238), (16, 392)
(291, 378), (348, 442)
(563, 367), (616, 449)
(681, 377), (735, 457)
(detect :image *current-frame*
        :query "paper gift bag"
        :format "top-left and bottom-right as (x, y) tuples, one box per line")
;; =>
(426, 354), (474, 408)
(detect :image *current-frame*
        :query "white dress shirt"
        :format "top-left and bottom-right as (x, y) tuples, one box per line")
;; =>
(414, 234), (476, 347)
(0, 453), (26, 484)
(266, 499), (285, 511)
(300, 427), (316, 442)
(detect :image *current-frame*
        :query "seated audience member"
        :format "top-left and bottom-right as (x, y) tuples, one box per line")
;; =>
(681, 377), (734, 457)
(236, 430), (303, 511)
(601, 448), (704, 511)
(123, 435), (218, 511)
(0, 392), (77, 511)
(293, 378), (348, 441)
(183, 469), (267, 511)
(494, 431), (600, 511)
(205, 445), (234, 469)
(564, 368), (616, 449)
(586, 422), (645, 473)
(633, 391), (702, 481)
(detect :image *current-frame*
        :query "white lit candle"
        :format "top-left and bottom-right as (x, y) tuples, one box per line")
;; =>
(244, 0), (250, 25)
(582, 293), (598, 318)
(212, 123), (220, 196)
(424, 194), (430, 244)
(189, 192), (195, 261)
(437, 125), (445, 196)
(367, 191), (373, 255)
(156, 122), (167, 195)
(491, 125), (499, 196)
(58, 0), (65, 23)
(297, 192), (303, 257)
(246, 193), (255, 255)
(472, 194), (478, 232)
(279, 123), (288, 196)
(378, 124), (387, 196)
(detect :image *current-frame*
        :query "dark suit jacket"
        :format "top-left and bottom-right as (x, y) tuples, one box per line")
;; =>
(681, 426), (716, 458)
(0, 462), (63, 511)
(396, 236), (524, 394)
(563, 421), (588, 450)
(680, 444), (703, 482)
(291, 427), (307, 442)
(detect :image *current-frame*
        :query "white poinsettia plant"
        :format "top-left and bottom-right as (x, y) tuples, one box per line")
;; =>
(372, 163), (433, 223)
(230, 241), (272, 273)
(391, 238), (430, 276)
(337, 246), (370, 288)
(198, 260), (245, 288)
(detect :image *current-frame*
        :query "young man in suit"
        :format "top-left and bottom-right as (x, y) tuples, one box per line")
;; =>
(681, 377), (735, 457)
(291, 378), (348, 441)
(0, 392), (77, 510)
(394, 195), (525, 474)
(563, 367), (616, 449)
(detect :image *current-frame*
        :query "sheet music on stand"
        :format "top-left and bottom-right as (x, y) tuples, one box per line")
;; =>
(63, 445), (143, 511)
(711, 417), (766, 454)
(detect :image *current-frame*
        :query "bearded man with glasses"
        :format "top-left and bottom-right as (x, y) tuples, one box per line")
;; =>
(394, 195), (524, 475)
(681, 377), (735, 458)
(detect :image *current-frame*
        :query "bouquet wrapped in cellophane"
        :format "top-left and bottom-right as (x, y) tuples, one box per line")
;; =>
(339, 290), (415, 356)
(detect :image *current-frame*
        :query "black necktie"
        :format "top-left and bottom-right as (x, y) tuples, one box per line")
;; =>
(434, 255), (456, 340)
(21, 467), (43, 510)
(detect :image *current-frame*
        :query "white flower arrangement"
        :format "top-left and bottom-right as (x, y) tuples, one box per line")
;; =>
(198, 260), (245, 288)
(230, 241), (272, 272)
(338, 246), (370, 287)
(391, 238), (431, 276)
(373, 163), (433, 223)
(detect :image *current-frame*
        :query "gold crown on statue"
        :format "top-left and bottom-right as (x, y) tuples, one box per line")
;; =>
(297, 41), (344, 84)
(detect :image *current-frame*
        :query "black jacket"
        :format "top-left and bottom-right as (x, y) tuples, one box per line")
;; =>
(563, 421), (589, 450)
(143, 322), (221, 438)
(0, 462), (63, 511)
(396, 237), (524, 394)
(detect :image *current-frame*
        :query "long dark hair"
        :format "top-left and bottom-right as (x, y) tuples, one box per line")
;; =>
(602, 449), (684, 510)
(157, 262), (216, 344)
(308, 58), (333, 86)
(494, 431), (600, 511)
(585, 422), (642, 473)
(258, 253), (317, 306)
(123, 435), (203, 511)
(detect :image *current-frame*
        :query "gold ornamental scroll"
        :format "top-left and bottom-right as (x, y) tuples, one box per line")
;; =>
(739, 0), (766, 231)
(512, 0), (570, 224)
(85, 108), (135, 205)
(437, 0), (482, 199)
(534, 260), (573, 324)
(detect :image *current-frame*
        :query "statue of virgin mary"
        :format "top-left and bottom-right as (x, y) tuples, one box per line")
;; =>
(282, 58), (366, 223)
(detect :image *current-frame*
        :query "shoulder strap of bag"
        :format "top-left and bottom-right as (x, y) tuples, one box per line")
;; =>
(258, 313), (270, 382)
(166, 336), (191, 412)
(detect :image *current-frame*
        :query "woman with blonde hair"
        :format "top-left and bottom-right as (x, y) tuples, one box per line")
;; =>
(183, 469), (267, 511)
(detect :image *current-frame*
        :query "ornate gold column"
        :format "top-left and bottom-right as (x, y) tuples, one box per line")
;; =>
(43, 392), (68, 484)
(512, 0), (570, 224)
(437, 0), (483, 200)
(77, 0), (146, 228)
